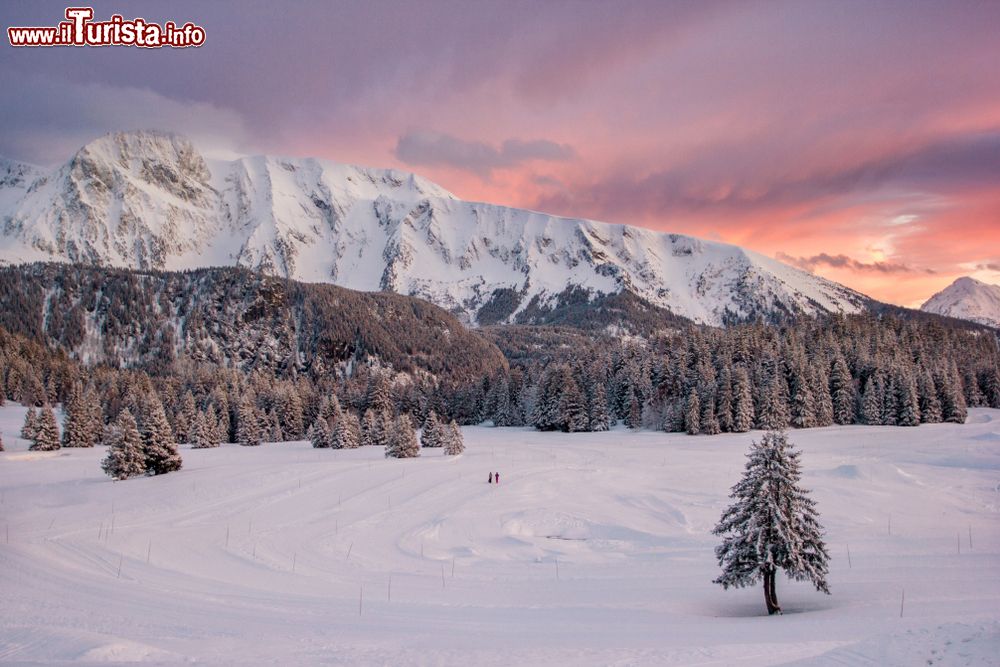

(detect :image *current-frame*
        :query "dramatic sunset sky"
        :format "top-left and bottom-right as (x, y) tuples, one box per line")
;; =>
(3, 0), (998, 306)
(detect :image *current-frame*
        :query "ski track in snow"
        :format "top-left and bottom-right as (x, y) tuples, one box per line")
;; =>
(1, 405), (999, 665)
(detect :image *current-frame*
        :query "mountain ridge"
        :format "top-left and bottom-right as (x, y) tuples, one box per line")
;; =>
(0, 130), (872, 328)
(921, 276), (1000, 329)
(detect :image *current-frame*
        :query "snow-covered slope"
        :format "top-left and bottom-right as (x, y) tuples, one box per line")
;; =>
(921, 277), (1000, 329)
(2, 404), (999, 665)
(0, 131), (870, 326)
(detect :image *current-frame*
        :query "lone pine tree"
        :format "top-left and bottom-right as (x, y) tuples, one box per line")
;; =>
(713, 431), (830, 615)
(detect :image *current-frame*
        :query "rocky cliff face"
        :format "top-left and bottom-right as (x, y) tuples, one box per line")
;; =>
(0, 131), (871, 327)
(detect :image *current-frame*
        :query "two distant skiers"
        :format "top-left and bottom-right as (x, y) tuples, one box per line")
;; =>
(488, 471), (501, 485)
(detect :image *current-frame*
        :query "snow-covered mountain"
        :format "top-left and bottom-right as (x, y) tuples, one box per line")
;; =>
(0, 131), (871, 326)
(921, 277), (1000, 329)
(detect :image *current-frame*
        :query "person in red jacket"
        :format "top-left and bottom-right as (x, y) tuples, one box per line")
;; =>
(495, 471), (500, 485)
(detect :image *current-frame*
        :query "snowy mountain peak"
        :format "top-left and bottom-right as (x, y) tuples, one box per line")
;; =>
(921, 276), (1000, 328)
(0, 130), (871, 327)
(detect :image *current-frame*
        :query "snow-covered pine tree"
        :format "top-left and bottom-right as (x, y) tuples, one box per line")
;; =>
(444, 420), (465, 455)
(277, 388), (305, 440)
(487, 375), (512, 427)
(939, 362), (968, 424)
(788, 363), (815, 429)
(142, 395), (182, 475)
(237, 396), (262, 446)
(700, 385), (721, 435)
(30, 406), (60, 451)
(366, 373), (393, 415)
(331, 410), (360, 449)
(174, 391), (198, 443)
(713, 431), (830, 615)
(881, 372), (900, 426)
(373, 410), (393, 449)
(532, 364), (565, 431)
(101, 409), (147, 480)
(309, 418), (332, 448)
(626, 390), (642, 430)
(918, 370), (942, 423)
(810, 363), (834, 427)
(716, 366), (734, 433)
(963, 369), (985, 407)
(62, 384), (98, 448)
(731, 367), (754, 433)
(829, 357), (856, 425)
(981, 367), (1000, 409)
(559, 375), (588, 433)
(190, 412), (215, 449)
(587, 380), (611, 432)
(360, 409), (377, 446)
(385, 414), (420, 458)
(420, 410), (443, 447)
(21, 406), (39, 441)
(83, 388), (104, 445)
(757, 376), (790, 431)
(895, 368), (921, 427)
(861, 374), (884, 425)
(685, 388), (701, 435)
(204, 404), (224, 446)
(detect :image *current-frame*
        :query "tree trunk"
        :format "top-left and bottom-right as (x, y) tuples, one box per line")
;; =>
(763, 567), (782, 615)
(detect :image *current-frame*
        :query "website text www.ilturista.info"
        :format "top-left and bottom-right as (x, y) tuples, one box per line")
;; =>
(7, 7), (205, 48)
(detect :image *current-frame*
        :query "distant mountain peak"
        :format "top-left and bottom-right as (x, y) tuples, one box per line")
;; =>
(0, 130), (871, 328)
(921, 276), (1000, 329)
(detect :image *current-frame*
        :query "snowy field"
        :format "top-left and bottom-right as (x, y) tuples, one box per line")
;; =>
(1, 404), (998, 665)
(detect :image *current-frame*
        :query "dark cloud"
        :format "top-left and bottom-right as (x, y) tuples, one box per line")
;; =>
(533, 131), (1000, 222)
(395, 132), (575, 178)
(776, 252), (935, 275)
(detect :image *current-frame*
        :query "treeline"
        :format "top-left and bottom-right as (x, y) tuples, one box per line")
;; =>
(480, 314), (1000, 433)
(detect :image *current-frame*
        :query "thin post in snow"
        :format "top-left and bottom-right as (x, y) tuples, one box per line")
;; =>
(359, 584), (363, 616)
(226, 525), (230, 548)
(292, 552), (297, 572)
(846, 543), (852, 569)
(451, 557), (455, 578)
(98, 522), (103, 540)
(48, 517), (55, 530)
(969, 525), (973, 549)
(555, 557), (560, 581)
(117, 553), (123, 579)
(957, 531), (961, 555)
(899, 589), (905, 617)
(441, 563), (445, 589)
(146, 540), (151, 564)
(388, 574), (392, 602)
(346, 542), (353, 561)
(5, 523), (8, 545)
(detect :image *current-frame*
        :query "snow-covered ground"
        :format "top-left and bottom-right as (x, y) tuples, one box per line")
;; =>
(1, 404), (998, 665)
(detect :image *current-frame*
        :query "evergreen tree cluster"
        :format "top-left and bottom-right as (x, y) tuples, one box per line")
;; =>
(483, 315), (998, 433)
